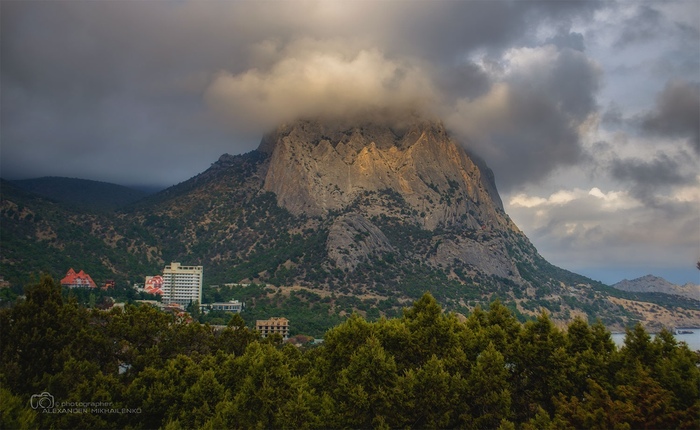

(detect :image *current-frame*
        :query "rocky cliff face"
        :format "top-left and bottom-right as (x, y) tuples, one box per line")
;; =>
(259, 118), (527, 278)
(262, 119), (506, 228)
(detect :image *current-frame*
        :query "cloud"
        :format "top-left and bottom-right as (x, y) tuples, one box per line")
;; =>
(0, 1), (686, 201)
(505, 183), (699, 275)
(445, 45), (601, 191)
(614, 5), (663, 48)
(610, 152), (697, 203)
(642, 79), (700, 154)
(545, 31), (585, 52)
(204, 45), (438, 132)
(510, 187), (637, 211)
(1, 1), (601, 186)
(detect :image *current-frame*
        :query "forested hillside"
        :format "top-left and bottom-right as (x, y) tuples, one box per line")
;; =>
(10, 177), (149, 211)
(0, 179), (160, 286)
(2, 277), (698, 429)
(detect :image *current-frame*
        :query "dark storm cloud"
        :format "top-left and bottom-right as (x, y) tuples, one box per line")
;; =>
(447, 45), (602, 192)
(0, 0), (602, 187)
(545, 31), (585, 52)
(612, 153), (690, 187)
(0, 1), (256, 185)
(611, 153), (697, 204)
(602, 103), (624, 126)
(642, 80), (700, 154)
(434, 62), (492, 103)
(350, 1), (599, 61)
(615, 5), (663, 48)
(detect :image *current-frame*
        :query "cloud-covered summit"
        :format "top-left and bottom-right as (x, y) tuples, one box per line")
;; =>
(204, 44), (438, 132)
(1, 0), (604, 190)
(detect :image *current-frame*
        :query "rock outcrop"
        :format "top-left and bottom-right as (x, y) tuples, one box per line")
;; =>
(326, 213), (395, 271)
(262, 118), (509, 231)
(259, 117), (528, 279)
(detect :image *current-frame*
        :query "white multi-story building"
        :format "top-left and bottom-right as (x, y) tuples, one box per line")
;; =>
(161, 262), (203, 307)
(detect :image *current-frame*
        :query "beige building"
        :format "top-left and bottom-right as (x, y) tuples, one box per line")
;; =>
(161, 262), (203, 307)
(256, 317), (290, 340)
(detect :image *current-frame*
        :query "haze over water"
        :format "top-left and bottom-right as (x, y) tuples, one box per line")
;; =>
(611, 331), (700, 352)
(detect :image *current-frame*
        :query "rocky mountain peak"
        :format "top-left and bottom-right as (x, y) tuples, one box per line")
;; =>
(252, 116), (529, 277)
(260, 117), (507, 231)
(613, 275), (700, 301)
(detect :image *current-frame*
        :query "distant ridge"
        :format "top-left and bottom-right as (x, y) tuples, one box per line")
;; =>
(9, 176), (149, 211)
(612, 274), (700, 301)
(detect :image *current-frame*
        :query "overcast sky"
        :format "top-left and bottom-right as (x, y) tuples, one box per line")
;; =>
(1, 1), (698, 285)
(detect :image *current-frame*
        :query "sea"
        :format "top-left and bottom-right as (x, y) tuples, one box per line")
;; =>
(611, 330), (700, 352)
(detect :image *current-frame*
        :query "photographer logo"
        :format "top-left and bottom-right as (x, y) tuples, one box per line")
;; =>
(28, 391), (141, 415)
(30, 392), (54, 409)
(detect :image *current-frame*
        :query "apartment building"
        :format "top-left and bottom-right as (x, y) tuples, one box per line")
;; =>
(161, 262), (203, 307)
(255, 317), (290, 340)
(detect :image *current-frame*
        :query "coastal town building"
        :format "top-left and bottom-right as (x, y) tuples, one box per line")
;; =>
(160, 262), (203, 307)
(144, 275), (164, 295)
(60, 268), (97, 288)
(201, 300), (244, 313)
(256, 317), (290, 340)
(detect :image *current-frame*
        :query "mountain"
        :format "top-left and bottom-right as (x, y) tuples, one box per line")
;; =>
(123, 117), (687, 327)
(128, 118), (562, 290)
(613, 275), (700, 301)
(2, 118), (699, 332)
(0, 179), (160, 285)
(10, 177), (149, 211)
(261, 119), (516, 274)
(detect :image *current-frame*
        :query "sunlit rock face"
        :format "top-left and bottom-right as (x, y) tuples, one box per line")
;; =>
(262, 118), (507, 229)
(260, 117), (523, 277)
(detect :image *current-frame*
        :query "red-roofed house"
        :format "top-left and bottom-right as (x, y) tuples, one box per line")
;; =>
(60, 268), (97, 288)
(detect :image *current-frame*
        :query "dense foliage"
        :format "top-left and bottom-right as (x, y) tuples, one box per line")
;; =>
(2, 277), (698, 429)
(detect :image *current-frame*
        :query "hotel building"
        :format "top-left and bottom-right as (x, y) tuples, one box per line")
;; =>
(161, 262), (203, 307)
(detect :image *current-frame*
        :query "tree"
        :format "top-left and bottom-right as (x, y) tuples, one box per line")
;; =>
(102, 305), (160, 373)
(0, 387), (37, 429)
(178, 370), (225, 429)
(333, 336), (401, 428)
(224, 342), (296, 429)
(125, 355), (203, 429)
(401, 292), (464, 368)
(620, 323), (656, 367)
(401, 355), (460, 428)
(213, 313), (260, 356)
(317, 313), (373, 390)
(274, 380), (322, 429)
(0, 275), (91, 394)
(186, 300), (202, 321)
(565, 318), (616, 396)
(512, 312), (568, 420)
(464, 343), (512, 429)
(553, 380), (630, 430)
